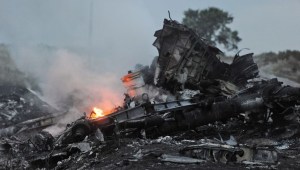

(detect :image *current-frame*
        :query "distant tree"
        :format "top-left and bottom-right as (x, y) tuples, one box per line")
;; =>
(182, 7), (241, 51)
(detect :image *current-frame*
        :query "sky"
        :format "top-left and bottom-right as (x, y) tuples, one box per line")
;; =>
(0, 0), (299, 73)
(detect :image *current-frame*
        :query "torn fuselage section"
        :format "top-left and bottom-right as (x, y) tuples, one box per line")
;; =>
(153, 19), (259, 93)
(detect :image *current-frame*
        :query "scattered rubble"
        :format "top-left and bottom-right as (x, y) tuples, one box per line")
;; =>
(0, 86), (57, 130)
(1, 18), (300, 169)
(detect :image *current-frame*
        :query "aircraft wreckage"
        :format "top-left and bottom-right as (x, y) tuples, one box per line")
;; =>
(59, 19), (300, 143)
(1, 19), (300, 169)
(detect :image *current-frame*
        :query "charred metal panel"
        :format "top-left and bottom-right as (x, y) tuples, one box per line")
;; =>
(228, 53), (259, 86)
(153, 19), (225, 90)
(121, 70), (145, 97)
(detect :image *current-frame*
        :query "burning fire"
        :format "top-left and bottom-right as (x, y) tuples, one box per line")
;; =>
(85, 85), (123, 120)
(89, 107), (105, 119)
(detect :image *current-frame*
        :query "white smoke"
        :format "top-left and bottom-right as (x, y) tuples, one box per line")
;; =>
(40, 49), (125, 135)
(42, 49), (123, 109)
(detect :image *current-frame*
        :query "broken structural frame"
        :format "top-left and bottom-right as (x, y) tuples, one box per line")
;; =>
(153, 19), (259, 93)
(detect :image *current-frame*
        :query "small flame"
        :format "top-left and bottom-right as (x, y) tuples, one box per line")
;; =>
(90, 107), (105, 119)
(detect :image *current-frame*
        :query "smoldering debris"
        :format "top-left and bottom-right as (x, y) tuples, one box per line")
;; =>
(1, 18), (300, 170)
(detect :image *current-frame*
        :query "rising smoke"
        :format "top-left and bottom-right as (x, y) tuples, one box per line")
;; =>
(0, 1), (157, 112)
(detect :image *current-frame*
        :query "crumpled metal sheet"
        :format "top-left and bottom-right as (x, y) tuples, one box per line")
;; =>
(159, 154), (205, 164)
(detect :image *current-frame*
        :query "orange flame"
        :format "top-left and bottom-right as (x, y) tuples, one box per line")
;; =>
(85, 77), (124, 120)
(90, 107), (105, 119)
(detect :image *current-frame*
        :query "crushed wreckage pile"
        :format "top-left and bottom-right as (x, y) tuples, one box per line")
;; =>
(1, 19), (300, 169)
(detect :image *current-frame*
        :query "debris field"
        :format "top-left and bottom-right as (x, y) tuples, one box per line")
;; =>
(1, 19), (300, 170)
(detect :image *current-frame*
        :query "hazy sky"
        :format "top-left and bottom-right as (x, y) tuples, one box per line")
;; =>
(0, 0), (299, 66)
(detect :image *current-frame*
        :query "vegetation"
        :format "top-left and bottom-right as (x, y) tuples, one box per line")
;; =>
(182, 7), (241, 51)
(255, 50), (300, 83)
